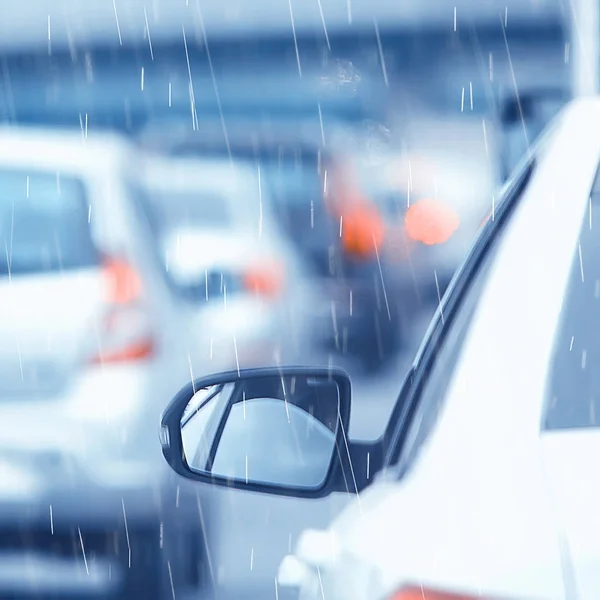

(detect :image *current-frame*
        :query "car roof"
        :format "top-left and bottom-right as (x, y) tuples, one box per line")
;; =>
(140, 154), (263, 194)
(0, 126), (135, 177)
(138, 154), (279, 229)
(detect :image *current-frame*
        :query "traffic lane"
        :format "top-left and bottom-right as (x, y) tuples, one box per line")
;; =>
(179, 302), (437, 600)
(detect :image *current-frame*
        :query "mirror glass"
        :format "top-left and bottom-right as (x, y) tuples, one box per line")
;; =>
(180, 375), (341, 489)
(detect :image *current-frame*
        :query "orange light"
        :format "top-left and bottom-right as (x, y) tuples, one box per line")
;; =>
(341, 204), (386, 260)
(102, 256), (143, 305)
(390, 586), (494, 600)
(89, 339), (155, 365)
(404, 199), (460, 246)
(90, 256), (154, 365)
(243, 262), (285, 298)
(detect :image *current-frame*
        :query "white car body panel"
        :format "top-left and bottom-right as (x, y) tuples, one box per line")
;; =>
(280, 99), (600, 600)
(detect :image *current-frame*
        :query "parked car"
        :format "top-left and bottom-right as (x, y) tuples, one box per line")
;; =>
(0, 127), (214, 599)
(134, 154), (320, 369)
(158, 98), (600, 599)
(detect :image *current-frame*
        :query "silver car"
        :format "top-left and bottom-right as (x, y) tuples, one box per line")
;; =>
(0, 126), (208, 599)
(135, 154), (322, 370)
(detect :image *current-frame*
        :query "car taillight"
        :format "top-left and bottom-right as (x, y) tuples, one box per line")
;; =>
(242, 261), (285, 299)
(340, 203), (386, 260)
(88, 256), (155, 365)
(404, 198), (460, 246)
(389, 586), (506, 600)
(102, 256), (143, 305)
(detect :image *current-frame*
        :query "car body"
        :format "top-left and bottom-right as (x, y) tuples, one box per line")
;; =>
(134, 154), (319, 368)
(0, 127), (216, 599)
(159, 98), (600, 600)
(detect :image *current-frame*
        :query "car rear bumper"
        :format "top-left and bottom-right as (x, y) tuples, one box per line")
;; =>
(0, 482), (203, 600)
(0, 361), (202, 599)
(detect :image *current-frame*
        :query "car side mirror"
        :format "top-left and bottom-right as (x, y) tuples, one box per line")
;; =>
(159, 367), (362, 498)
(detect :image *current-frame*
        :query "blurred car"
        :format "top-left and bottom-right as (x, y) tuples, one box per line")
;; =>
(0, 127), (213, 599)
(159, 98), (600, 600)
(134, 154), (320, 368)
(137, 115), (408, 372)
(347, 145), (494, 299)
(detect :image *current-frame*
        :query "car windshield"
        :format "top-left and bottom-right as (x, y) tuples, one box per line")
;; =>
(0, 169), (98, 277)
(170, 145), (324, 210)
(143, 189), (234, 235)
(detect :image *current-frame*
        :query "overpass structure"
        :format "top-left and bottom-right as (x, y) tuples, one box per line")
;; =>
(0, 0), (562, 53)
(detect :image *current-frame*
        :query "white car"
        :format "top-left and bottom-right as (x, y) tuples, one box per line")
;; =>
(0, 127), (209, 599)
(135, 154), (320, 369)
(158, 98), (600, 600)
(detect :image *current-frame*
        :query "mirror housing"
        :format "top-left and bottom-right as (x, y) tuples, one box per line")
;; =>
(159, 366), (379, 499)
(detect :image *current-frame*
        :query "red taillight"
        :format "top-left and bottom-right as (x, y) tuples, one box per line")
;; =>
(243, 261), (285, 299)
(102, 256), (143, 305)
(340, 203), (386, 260)
(88, 256), (155, 365)
(390, 586), (502, 600)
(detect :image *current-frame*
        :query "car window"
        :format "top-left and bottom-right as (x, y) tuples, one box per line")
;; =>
(543, 164), (600, 430)
(181, 384), (236, 470)
(169, 146), (325, 211)
(143, 190), (233, 234)
(391, 128), (555, 474)
(0, 169), (98, 276)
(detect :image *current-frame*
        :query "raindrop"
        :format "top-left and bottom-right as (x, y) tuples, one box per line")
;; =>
(112, 0), (123, 45)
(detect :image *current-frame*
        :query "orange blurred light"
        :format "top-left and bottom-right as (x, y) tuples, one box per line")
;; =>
(404, 199), (460, 246)
(341, 204), (386, 260)
(102, 256), (143, 305)
(243, 262), (285, 298)
(390, 586), (493, 600)
(89, 339), (155, 365)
